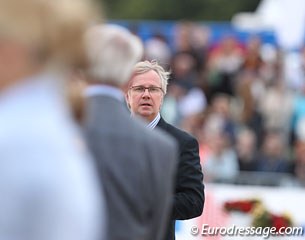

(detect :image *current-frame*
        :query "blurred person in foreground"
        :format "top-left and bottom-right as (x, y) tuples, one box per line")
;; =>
(0, 0), (104, 240)
(125, 60), (204, 240)
(83, 24), (178, 240)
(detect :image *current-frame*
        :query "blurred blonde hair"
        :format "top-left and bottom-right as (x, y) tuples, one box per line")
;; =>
(0, 0), (101, 68)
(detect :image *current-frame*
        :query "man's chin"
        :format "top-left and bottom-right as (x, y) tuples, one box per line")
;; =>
(136, 110), (154, 121)
(138, 111), (151, 118)
(138, 108), (151, 114)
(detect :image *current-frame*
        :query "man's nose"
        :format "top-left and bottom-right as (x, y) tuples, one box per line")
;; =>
(142, 89), (150, 98)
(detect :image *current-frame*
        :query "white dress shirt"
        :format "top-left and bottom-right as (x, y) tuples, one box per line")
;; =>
(147, 113), (161, 130)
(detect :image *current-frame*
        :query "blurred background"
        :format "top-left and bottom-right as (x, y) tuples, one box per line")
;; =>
(100, 0), (305, 238)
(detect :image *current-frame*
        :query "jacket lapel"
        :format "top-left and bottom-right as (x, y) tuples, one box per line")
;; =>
(156, 117), (168, 131)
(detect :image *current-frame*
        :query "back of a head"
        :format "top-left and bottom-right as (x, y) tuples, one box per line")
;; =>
(0, 0), (100, 69)
(85, 24), (143, 86)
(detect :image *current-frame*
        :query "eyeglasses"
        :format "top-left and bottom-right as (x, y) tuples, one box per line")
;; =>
(129, 85), (164, 95)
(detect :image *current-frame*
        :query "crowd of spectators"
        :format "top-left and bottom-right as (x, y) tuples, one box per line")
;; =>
(137, 21), (305, 187)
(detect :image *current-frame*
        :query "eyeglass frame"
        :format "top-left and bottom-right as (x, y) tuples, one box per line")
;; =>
(129, 85), (164, 95)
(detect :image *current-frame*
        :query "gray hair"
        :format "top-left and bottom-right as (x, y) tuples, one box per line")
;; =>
(133, 60), (170, 94)
(85, 24), (143, 86)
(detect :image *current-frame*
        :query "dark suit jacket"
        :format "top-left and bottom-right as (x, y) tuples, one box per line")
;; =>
(157, 117), (205, 240)
(84, 95), (178, 240)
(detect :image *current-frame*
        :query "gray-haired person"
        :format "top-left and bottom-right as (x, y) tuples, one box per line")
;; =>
(83, 24), (178, 240)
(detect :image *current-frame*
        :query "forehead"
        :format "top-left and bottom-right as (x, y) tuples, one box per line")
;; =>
(131, 70), (161, 86)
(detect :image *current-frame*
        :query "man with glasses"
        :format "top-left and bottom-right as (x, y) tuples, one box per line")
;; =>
(126, 60), (205, 240)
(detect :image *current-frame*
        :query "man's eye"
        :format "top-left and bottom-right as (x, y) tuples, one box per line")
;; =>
(150, 87), (159, 93)
(134, 87), (144, 92)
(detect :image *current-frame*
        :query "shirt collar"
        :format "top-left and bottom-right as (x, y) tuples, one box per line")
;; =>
(85, 85), (124, 102)
(147, 113), (161, 130)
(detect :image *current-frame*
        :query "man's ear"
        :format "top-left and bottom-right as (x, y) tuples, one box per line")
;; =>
(125, 93), (131, 109)
(158, 96), (164, 112)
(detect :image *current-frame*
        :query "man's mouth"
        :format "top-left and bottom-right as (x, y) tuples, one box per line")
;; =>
(140, 103), (152, 106)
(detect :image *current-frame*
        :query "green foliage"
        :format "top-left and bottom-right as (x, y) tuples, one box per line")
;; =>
(100, 0), (261, 20)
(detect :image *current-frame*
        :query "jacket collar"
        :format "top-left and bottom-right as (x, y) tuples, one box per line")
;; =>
(156, 116), (168, 130)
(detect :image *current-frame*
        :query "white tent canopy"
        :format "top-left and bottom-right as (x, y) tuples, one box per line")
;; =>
(232, 0), (305, 50)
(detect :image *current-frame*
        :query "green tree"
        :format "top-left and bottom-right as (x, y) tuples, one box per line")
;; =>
(100, 0), (261, 21)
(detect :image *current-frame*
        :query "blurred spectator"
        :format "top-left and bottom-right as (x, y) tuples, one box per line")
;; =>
(173, 21), (209, 94)
(174, 21), (194, 53)
(189, 23), (210, 73)
(203, 127), (239, 183)
(174, 21), (210, 73)
(293, 140), (305, 186)
(206, 35), (243, 98)
(205, 93), (237, 144)
(161, 83), (185, 126)
(241, 35), (264, 75)
(171, 52), (198, 89)
(178, 87), (207, 133)
(145, 34), (172, 67)
(162, 83), (207, 131)
(235, 72), (264, 144)
(235, 128), (258, 171)
(256, 130), (293, 173)
(259, 45), (284, 87)
(258, 78), (294, 143)
(0, 0), (104, 240)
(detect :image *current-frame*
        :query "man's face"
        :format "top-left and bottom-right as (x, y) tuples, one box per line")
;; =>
(126, 70), (164, 122)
